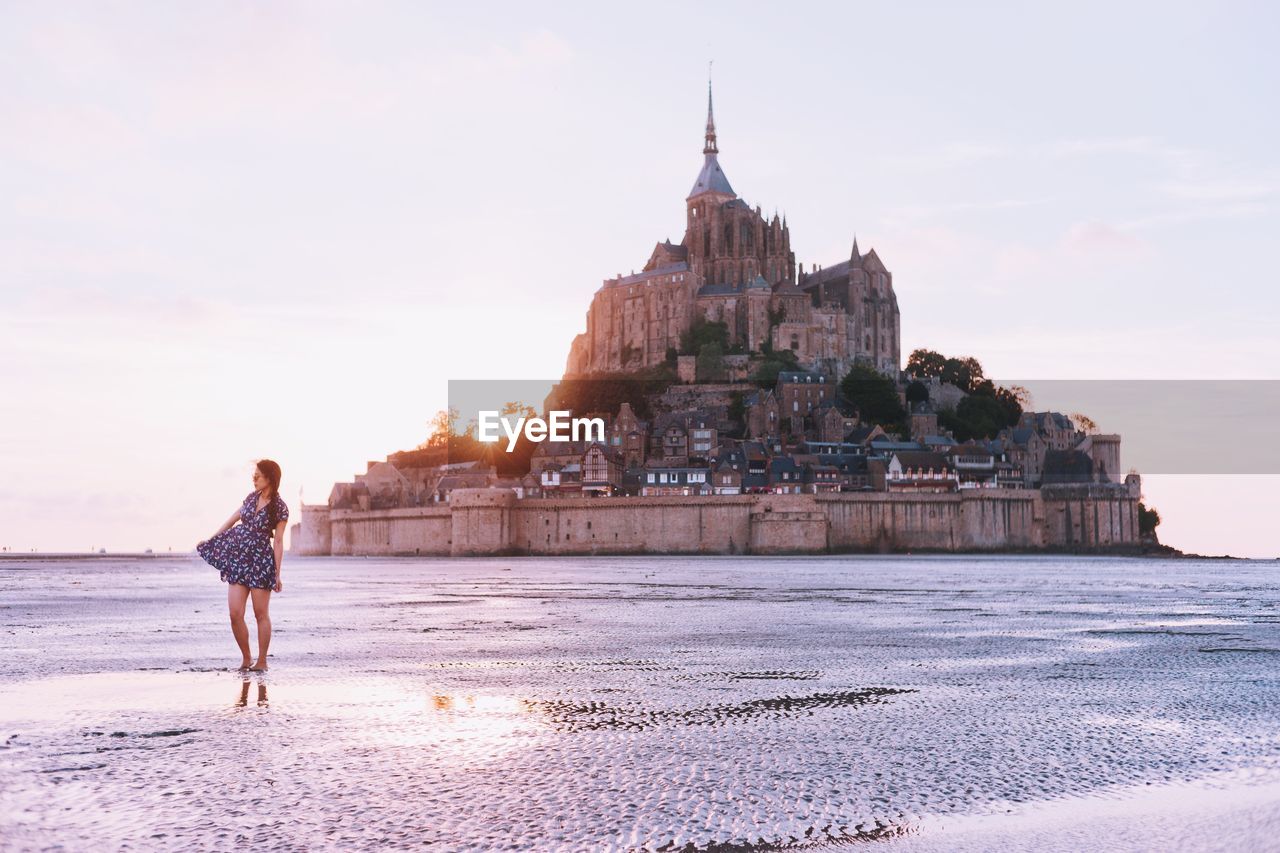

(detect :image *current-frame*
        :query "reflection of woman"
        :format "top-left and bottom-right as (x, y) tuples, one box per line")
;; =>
(197, 460), (289, 671)
(237, 679), (268, 707)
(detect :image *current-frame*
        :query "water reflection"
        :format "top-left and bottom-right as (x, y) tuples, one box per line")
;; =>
(235, 679), (268, 708)
(423, 694), (538, 756)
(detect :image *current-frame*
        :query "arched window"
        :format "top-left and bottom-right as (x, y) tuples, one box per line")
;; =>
(724, 222), (733, 252)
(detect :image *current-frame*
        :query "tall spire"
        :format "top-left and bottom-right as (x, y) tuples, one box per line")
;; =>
(687, 66), (735, 200)
(704, 68), (718, 155)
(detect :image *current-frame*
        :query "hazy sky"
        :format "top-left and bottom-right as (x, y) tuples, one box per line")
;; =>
(3, 2), (1277, 556)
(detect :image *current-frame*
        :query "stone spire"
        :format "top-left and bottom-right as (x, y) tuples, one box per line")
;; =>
(851, 234), (862, 264)
(687, 74), (735, 200)
(703, 77), (718, 155)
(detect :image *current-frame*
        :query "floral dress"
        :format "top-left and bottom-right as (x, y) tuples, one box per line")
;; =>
(198, 490), (289, 589)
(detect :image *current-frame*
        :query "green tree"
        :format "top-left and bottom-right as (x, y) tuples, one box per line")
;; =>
(680, 317), (729, 356)
(751, 349), (799, 387)
(840, 363), (905, 432)
(1138, 501), (1161, 537)
(905, 380), (929, 407)
(696, 342), (727, 382)
(939, 394), (1007, 441)
(727, 391), (747, 438)
(941, 356), (985, 393)
(907, 348), (948, 378)
(1072, 412), (1099, 434)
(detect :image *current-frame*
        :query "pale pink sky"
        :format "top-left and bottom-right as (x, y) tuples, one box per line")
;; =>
(2, 3), (1277, 556)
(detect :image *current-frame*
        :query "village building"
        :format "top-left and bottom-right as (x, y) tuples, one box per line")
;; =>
(638, 466), (712, 497)
(581, 443), (624, 496)
(885, 451), (958, 493)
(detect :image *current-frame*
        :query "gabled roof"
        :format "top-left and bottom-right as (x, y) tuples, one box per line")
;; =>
(697, 280), (744, 297)
(949, 442), (994, 459)
(606, 262), (690, 289)
(800, 259), (852, 287)
(777, 370), (828, 384)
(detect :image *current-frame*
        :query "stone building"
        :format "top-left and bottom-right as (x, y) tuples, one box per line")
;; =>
(566, 84), (901, 379)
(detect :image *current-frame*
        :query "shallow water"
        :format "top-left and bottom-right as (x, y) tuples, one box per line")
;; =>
(2, 555), (1279, 851)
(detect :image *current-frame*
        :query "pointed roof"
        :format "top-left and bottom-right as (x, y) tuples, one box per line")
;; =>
(687, 79), (736, 200)
(850, 235), (862, 266)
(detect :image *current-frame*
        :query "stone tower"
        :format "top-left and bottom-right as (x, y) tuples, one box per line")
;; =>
(683, 82), (795, 289)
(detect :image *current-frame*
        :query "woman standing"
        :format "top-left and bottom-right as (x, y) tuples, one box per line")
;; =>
(197, 460), (289, 671)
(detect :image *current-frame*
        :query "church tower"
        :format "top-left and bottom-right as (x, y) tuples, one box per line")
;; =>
(682, 81), (793, 288)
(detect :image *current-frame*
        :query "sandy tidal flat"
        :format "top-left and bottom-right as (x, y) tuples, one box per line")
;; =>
(1, 555), (1279, 851)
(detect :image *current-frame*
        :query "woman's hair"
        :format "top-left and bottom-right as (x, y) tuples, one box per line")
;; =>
(257, 459), (283, 535)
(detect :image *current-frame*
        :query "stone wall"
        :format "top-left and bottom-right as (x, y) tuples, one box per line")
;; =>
(1042, 484), (1139, 549)
(327, 505), (452, 556)
(294, 487), (1138, 557)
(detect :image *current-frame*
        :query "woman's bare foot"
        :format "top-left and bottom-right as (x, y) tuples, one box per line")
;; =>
(249, 659), (268, 672)
(237, 659), (252, 670)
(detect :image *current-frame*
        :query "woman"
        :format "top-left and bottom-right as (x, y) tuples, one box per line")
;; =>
(197, 460), (289, 671)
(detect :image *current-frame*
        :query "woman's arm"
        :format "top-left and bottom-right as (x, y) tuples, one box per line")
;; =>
(272, 520), (286, 591)
(199, 510), (242, 546)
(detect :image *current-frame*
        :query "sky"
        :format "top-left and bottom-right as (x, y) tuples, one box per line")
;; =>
(2, 2), (1278, 556)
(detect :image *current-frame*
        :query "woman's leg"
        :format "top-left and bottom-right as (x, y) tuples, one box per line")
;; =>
(249, 587), (272, 671)
(227, 584), (251, 668)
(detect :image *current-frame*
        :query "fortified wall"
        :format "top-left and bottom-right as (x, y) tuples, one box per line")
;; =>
(290, 488), (1139, 557)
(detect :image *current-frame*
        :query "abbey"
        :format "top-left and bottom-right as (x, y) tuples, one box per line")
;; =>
(566, 86), (901, 378)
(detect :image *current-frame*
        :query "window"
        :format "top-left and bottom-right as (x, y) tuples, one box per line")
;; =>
(647, 473), (655, 484)
(793, 401), (799, 412)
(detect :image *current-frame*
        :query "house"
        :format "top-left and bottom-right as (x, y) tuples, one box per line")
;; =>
(996, 427), (1048, 487)
(540, 462), (583, 496)
(608, 402), (649, 469)
(686, 414), (718, 463)
(947, 442), (998, 489)
(815, 403), (859, 444)
(767, 456), (803, 494)
(908, 401), (940, 443)
(638, 467), (711, 497)
(1019, 411), (1079, 452)
(776, 371), (835, 419)
(710, 457), (744, 494)
(530, 440), (592, 475)
(845, 424), (888, 447)
(885, 451), (957, 493)
(581, 443), (623, 496)
(745, 389), (781, 439)
(803, 462), (842, 493)
(436, 468), (499, 502)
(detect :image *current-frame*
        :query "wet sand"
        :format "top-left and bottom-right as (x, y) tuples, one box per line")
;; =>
(2, 555), (1279, 850)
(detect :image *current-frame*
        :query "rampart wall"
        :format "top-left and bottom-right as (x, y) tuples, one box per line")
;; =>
(291, 487), (1140, 557)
